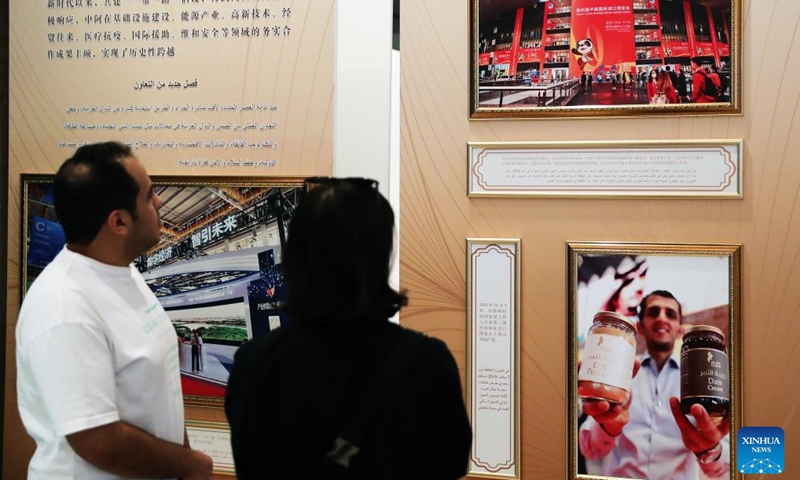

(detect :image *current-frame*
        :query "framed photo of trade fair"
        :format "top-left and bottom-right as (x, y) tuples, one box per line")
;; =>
(469, 0), (742, 118)
(566, 242), (743, 480)
(20, 174), (305, 406)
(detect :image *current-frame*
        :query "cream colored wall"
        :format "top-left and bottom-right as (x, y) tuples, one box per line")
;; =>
(399, 0), (799, 479)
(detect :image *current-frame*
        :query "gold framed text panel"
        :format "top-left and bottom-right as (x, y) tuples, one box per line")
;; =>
(468, 140), (742, 199)
(186, 419), (235, 476)
(466, 238), (521, 479)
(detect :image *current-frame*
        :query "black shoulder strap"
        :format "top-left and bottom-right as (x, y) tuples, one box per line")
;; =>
(323, 331), (425, 469)
(697, 70), (716, 95)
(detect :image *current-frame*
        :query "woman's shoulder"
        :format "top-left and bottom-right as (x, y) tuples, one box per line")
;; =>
(391, 326), (458, 371)
(234, 325), (294, 364)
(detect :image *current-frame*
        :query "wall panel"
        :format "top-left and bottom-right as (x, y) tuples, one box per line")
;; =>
(400, 0), (800, 478)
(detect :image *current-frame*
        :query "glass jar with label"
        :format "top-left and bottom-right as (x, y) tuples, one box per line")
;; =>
(578, 311), (638, 405)
(680, 325), (729, 422)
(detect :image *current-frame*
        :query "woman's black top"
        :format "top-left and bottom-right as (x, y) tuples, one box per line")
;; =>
(225, 322), (472, 480)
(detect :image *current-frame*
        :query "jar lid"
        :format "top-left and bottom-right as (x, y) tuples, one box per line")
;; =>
(593, 311), (637, 329)
(683, 324), (724, 338)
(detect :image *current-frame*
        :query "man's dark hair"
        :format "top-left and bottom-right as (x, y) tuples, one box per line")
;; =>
(638, 290), (683, 323)
(281, 177), (408, 328)
(54, 141), (139, 245)
(690, 56), (703, 65)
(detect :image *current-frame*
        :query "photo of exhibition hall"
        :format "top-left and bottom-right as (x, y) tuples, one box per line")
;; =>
(25, 181), (297, 399)
(477, 0), (733, 107)
(2, 0), (799, 479)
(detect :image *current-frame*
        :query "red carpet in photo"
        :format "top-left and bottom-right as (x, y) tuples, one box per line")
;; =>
(181, 374), (227, 398)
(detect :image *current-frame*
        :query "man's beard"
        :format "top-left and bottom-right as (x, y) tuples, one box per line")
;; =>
(646, 337), (675, 353)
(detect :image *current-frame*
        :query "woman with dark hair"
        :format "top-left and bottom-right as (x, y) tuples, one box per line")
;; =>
(225, 177), (472, 480)
(654, 71), (678, 104)
(646, 70), (659, 103)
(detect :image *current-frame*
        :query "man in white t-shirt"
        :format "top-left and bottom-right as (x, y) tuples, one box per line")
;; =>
(16, 142), (213, 479)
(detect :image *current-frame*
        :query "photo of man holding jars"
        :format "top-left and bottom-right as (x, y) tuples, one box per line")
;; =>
(573, 252), (734, 480)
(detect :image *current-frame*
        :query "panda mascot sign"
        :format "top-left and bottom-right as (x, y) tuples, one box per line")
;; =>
(572, 38), (598, 71)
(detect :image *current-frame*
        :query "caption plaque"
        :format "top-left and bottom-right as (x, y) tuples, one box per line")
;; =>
(466, 238), (521, 479)
(469, 140), (742, 199)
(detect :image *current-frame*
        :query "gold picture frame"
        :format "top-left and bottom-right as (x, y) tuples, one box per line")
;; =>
(470, 0), (742, 119)
(20, 174), (305, 407)
(567, 242), (742, 480)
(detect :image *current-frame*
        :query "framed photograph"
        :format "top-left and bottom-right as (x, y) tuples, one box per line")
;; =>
(470, 0), (741, 118)
(567, 242), (742, 480)
(21, 174), (305, 406)
(466, 238), (521, 478)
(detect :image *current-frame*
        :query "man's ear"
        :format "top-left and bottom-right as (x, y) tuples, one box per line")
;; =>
(106, 209), (131, 236)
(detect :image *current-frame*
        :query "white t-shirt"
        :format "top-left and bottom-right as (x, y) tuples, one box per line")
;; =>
(16, 247), (185, 479)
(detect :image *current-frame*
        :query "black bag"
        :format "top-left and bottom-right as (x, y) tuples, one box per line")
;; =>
(718, 73), (728, 96)
(700, 71), (719, 99)
(238, 329), (424, 479)
(314, 332), (425, 479)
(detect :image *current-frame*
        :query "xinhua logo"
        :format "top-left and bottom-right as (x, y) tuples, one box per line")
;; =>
(738, 427), (784, 474)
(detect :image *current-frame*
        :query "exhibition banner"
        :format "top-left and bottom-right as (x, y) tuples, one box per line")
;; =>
(663, 42), (692, 58)
(518, 48), (542, 64)
(570, 0), (636, 77)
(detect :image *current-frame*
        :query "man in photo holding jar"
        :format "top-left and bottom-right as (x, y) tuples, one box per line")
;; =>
(579, 290), (731, 480)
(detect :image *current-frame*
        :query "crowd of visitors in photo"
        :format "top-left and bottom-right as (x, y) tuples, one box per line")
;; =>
(576, 56), (729, 105)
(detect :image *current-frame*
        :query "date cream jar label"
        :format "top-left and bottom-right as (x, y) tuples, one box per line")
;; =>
(681, 348), (730, 400)
(579, 333), (637, 392)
